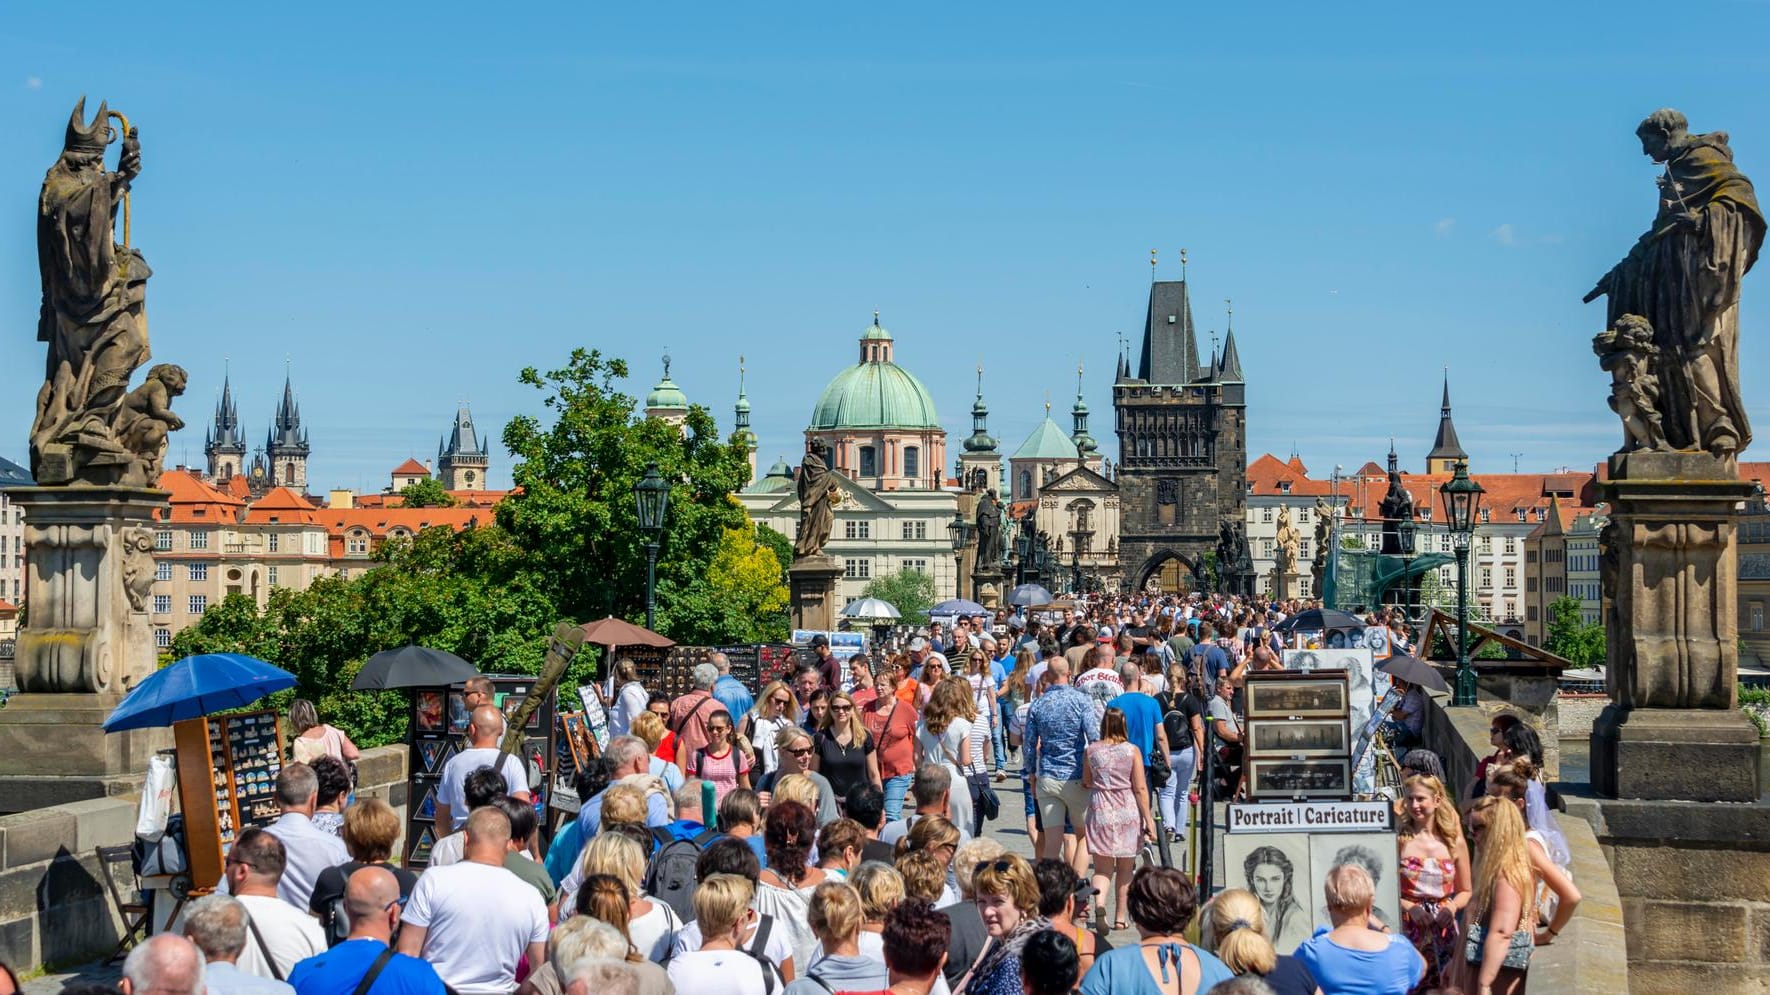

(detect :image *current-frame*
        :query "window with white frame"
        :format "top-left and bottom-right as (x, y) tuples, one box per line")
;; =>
(844, 559), (871, 580)
(189, 530), (209, 550)
(901, 520), (927, 541)
(155, 530), (173, 551)
(268, 566), (279, 586)
(155, 629), (171, 648)
(904, 558), (929, 575)
(347, 533), (369, 555)
(268, 533), (280, 553)
(153, 595), (171, 614)
(845, 520), (871, 540)
(1262, 507), (1273, 523)
(156, 562), (172, 582)
(188, 595), (207, 615)
(188, 563), (208, 582)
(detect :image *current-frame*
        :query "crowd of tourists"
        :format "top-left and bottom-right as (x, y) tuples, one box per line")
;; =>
(90, 592), (1581, 995)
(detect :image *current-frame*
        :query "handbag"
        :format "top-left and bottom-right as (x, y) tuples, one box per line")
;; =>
(970, 772), (1001, 821)
(1464, 920), (1533, 970)
(1147, 743), (1172, 789)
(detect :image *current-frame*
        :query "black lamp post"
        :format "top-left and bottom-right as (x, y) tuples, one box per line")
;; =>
(1440, 460), (1485, 706)
(633, 463), (671, 631)
(947, 510), (975, 600)
(1397, 514), (1417, 622)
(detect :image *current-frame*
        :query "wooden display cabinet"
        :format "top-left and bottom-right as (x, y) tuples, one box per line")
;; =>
(173, 711), (285, 891)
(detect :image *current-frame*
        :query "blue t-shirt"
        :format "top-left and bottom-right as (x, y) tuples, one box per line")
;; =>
(714, 675), (755, 725)
(1294, 929), (1423, 995)
(1110, 692), (1162, 758)
(289, 939), (445, 995)
(1079, 942), (1233, 995)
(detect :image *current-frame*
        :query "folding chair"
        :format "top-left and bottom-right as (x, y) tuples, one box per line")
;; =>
(96, 844), (151, 962)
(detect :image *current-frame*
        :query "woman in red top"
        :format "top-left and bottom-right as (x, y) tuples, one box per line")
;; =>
(863, 670), (920, 822)
(647, 696), (677, 764)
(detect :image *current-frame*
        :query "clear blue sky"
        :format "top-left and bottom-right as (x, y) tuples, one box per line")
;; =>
(2, 4), (1766, 490)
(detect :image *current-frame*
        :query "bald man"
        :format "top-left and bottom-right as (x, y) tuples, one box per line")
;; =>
(399, 809), (547, 995)
(120, 933), (205, 995)
(287, 867), (445, 995)
(435, 705), (530, 833)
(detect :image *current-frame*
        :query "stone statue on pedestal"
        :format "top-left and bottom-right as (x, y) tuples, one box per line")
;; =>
(975, 489), (1004, 568)
(793, 438), (839, 559)
(1585, 109), (1763, 460)
(1274, 505), (1300, 576)
(1378, 459), (1414, 555)
(1311, 496), (1333, 592)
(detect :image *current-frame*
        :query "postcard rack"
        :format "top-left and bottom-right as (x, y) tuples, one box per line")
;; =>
(172, 710), (285, 891)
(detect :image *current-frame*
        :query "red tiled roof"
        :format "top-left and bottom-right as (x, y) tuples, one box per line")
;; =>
(1247, 453), (1333, 496)
(349, 489), (509, 510)
(222, 475), (252, 499)
(321, 507), (486, 557)
(156, 469), (246, 523)
(0, 600), (17, 615)
(392, 458), (429, 477)
(244, 487), (322, 525)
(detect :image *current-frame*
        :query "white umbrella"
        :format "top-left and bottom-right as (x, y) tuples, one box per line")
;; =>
(841, 597), (902, 620)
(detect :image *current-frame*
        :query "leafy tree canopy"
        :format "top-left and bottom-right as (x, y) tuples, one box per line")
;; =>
(861, 569), (937, 628)
(398, 477), (458, 508)
(1544, 594), (1605, 668)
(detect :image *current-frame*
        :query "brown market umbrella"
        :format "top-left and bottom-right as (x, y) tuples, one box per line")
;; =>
(579, 616), (675, 650)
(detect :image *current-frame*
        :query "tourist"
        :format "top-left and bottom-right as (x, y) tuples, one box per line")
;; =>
(848, 654), (878, 708)
(712, 651), (756, 723)
(810, 635), (843, 693)
(812, 690), (881, 809)
(516, 914), (667, 995)
(960, 649), (1001, 777)
(756, 800), (827, 970)
(250, 765), (350, 910)
(666, 837), (797, 980)
(667, 874), (780, 995)
(574, 874), (648, 962)
(1458, 797), (1541, 994)
(789, 881), (889, 994)
(893, 817), (961, 906)
(745, 680), (801, 784)
(806, 688), (833, 732)
(845, 784), (895, 865)
(719, 787), (770, 866)
(576, 736), (673, 838)
(862, 669), (919, 822)
(965, 854), (1051, 995)
(435, 707), (530, 833)
(1158, 666), (1206, 845)
(758, 728), (840, 825)
(1395, 775), (1471, 990)
(914, 659), (947, 708)
(1079, 867), (1232, 994)
(646, 695), (677, 763)
(1293, 865), (1422, 995)
(185, 894), (295, 995)
(306, 798), (419, 947)
(120, 934), (205, 995)
(608, 659), (650, 738)
(288, 867), (445, 995)
(1385, 677), (1426, 749)
(684, 709), (752, 806)
(1486, 763), (1582, 936)
(1468, 713), (1522, 802)
(1074, 645), (1124, 718)
(879, 901), (951, 995)
(627, 712), (685, 794)
(848, 862), (905, 971)
(895, 849), (952, 923)
(397, 808), (548, 995)
(1207, 672), (1243, 798)
(670, 664), (727, 772)
(1397, 749), (1445, 785)
(879, 764), (972, 847)
(461, 676), (495, 719)
(288, 700), (359, 767)
(793, 665), (825, 716)
(658, 778), (714, 843)
(1201, 889), (1317, 995)
(305, 757), (351, 838)
(495, 796), (556, 908)
(573, 831), (681, 961)
(1024, 657), (1099, 875)
(815, 818), (867, 880)
(1083, 707), (1155, 931)
(1032, 859), (1107, 977)
(224, 830), (328, 980)
(427, 767), (507, 868)
(1019, 929), (1080, 995)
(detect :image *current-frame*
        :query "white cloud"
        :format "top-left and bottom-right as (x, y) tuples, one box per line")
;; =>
(1434, 217), (1455, 237)
(1490, 223), (1516, 246)
(25, 76), (41, 90)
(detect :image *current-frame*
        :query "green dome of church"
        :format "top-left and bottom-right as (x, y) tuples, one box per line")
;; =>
(808, 315), (941, 431)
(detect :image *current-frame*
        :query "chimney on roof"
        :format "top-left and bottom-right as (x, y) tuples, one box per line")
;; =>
(425, 458), (433, 474)
(329, 488), (354, 510)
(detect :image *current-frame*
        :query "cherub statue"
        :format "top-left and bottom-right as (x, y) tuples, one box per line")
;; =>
(114, 363), (187, 484)
(1593, 315), (1668, 453)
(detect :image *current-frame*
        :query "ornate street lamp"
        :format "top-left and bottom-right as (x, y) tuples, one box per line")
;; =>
(1440, 460), (1485, 706)
(948, 509), (975, 600)
(633, 463), (671, 631)
(1397, 514), (1417, 621)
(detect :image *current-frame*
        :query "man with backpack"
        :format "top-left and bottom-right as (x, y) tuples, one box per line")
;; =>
(646, 780), (722, 923)
(671, 664), (727, 774)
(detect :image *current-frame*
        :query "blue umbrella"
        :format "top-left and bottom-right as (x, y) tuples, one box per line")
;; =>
(931, 598), (988, 617)
(104, 653), (297, 732)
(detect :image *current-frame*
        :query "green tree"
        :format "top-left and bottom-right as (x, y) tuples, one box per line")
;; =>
(1544, 594), (1605, 667)
(663, 525), (790, 644)
(398, 477), (458, 508)
(755, 523), (794, 583)
(861, 569), (938, 627)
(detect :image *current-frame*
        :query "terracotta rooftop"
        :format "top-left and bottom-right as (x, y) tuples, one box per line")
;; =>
(392, 458), (429, 477)
(0, 600), (16, 615)
(157, 469), (247, 524)
(244, 486), (322, 525)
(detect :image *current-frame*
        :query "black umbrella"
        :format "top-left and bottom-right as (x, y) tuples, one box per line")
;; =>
(1376, 654), (1450, 693)
(1270, 607), (1367, 635)
(1006, 583), (1055, 608)
(352, 645), (480, 690)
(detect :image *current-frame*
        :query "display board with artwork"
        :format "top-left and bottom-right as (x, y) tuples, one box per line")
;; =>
(1221, 802), (1399, 954)
(1243, 671), (1353, 802)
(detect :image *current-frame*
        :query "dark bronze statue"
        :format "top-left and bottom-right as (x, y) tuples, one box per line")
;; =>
(1378, 455), (1414, 555)
(31, 98), (183, 487)
(1585, 109), (1763, 459)
(975, 489), (1004, 568)
(793, 438), (839, 558)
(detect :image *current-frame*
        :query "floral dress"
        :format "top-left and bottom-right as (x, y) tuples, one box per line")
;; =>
(1399, 854), (1458, 993)
(1084, 741), (1141, 858)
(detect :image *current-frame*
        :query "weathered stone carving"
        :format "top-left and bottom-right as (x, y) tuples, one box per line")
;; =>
(1585, 109), (1763, 459)
(30, 99), (184, 487)
(793, 438), (839, 559)
(975, 489), (1004, 567)
(1592, 315), (1669, 453)
(120, 526), (156, 612)
(1274, 505), (1300, 576)
(1312, 496), (1333, 592)
(1378, 462), (1414, 556)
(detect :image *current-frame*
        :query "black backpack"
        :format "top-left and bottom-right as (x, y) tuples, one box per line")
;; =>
(644, 825), (721, 922)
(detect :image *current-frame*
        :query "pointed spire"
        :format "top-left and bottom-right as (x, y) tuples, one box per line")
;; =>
(1427, 370), (1468, 468)
(964, 362), (998, 453)
(1137, 260), (1200, 385)
(1070, 360), (1097, 455)
(733, 355), (757, 448)
(267, 365), (309, 459)
(1217, 325), (1244, 382)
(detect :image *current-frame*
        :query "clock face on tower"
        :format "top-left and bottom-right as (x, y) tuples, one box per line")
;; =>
(465, 470), (476, 485)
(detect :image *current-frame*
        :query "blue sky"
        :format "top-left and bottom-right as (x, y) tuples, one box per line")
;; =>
(2, 4), (1766, 490)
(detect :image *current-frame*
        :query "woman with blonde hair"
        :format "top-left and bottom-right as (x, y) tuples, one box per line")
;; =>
(811, 690), (881, 810)
(850, 862), (905, 964)
(758, 728), (839, 825)
(913, 678), (975, 836)
(792, 881), (888, 995)
(574, 831), (681, 962)
(1458, 796), (1536, 995)
(1484, 766), (1581, 960)
(1204, 888), (1320, 995)
(1395, 774), (1471, 991)
(629, 711), (685, 793)
(746, 681), (801, 782)
(893, 814), (961, 905)
(668, 873), (779, 995)
(964, 854), (1050, 995)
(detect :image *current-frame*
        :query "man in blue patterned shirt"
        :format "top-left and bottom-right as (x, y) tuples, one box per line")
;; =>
(1023, 657), (1099, 875)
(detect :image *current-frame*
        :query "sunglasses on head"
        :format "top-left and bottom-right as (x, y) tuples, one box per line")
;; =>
(985, 859), (1015, 873)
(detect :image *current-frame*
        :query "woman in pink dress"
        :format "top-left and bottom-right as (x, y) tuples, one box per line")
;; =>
(1396, 774), (1471, 993)
(1082, 707), (1155, 930)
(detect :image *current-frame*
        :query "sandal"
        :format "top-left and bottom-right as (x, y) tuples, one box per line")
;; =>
(1112, 920), (1128, 931)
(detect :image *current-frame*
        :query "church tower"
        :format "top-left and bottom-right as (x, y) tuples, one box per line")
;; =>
(958, 365), (1001, 492)
(1426, 373), (1469, 475)
(1070, 361), (1102, 474)
(437, 404), (490, 490)
(733, 358), (759, 485)
(205, 369), (247, 480)
(266, 371), (310, 491)
(1112, 252), (1248, 592)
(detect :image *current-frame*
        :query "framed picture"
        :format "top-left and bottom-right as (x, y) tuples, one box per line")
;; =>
(414, 691), (445, 733)
(1246, 719), (1349, 758)
(1220, 833), (1315, 954)
(1307, 833), (1401, 934)
(1245, 676), (1347, 720)
(447, 692), (469, 734)
(1246, 758), (1352, 800)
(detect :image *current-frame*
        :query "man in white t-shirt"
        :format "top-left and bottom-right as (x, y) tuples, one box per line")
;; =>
(435, 705), (531, 832)
(223, 829), (328, 981)
(1072, 644), (1124, 717)
(398, 807), (548, 995)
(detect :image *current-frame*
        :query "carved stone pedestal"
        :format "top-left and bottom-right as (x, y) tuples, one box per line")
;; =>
(1273, 570), (1301, 601)
(0, 487), (170, 809)
(973, 569), (1003, 610)
(1588, 453), (1761, 802)
(789, 555), (843, 632)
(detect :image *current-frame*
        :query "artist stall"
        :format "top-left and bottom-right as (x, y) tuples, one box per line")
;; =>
(171, 711), (284, 890)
